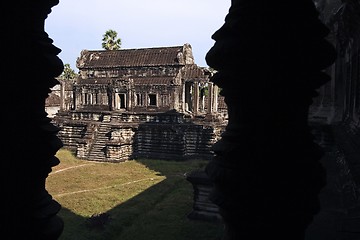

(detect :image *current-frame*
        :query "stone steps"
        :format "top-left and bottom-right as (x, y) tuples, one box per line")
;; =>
(87, 124), (111, 161)
(54, 112), (225, 162)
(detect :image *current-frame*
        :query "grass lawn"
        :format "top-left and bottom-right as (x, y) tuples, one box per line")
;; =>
(46, 149), (224, 240)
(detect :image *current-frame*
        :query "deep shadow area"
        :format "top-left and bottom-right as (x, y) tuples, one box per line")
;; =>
(305, 121), (360, 240)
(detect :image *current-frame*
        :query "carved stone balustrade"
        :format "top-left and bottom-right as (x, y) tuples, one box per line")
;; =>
(4, 1), (64, 239)
(205, 0), (336, 239)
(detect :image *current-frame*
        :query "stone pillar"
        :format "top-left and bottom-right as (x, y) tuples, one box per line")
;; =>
(128, 91), (133, 111)
(185, 82), (192, 112)
(213, 84), (218, 113)
(5, 0), (64, 239)
(207, 82), (214, 114)
(193, 81), (199, 115)
(107, 84), (113, 110)
(172, 86), (181, 111)
(92, 92), (96, 105)
(182, 82), (186, 112)
(82, 92), (86, 105)
(75, 88), (81, 110)
(114, 93), (119, 110)
(112, 92), (117, 110)
(128, 81), (134, 112)
(60, 80), (66, 111)
(205, 0), (336, 239)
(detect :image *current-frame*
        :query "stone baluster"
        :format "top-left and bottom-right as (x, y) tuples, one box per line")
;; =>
(5, 0), (64, 239)
(205, 0), (336, 239)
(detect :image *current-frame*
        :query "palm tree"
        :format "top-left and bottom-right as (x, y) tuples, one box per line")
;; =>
(60, 63), (77, 81)
(101, 29), (122, 50)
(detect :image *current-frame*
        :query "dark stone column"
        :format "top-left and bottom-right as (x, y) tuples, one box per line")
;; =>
(4, 1), (64, 239)
(205, 0), (336, 239)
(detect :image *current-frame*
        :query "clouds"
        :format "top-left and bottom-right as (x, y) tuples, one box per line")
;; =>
(46, 0), (230, 69)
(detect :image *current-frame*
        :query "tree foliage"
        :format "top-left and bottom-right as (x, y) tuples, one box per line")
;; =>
(60, 63), (77, 81)
(102, 29), (122, 50)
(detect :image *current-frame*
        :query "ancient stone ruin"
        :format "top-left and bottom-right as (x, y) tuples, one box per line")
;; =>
(7, 1), (360, 239)
(52, 43), (227, 162)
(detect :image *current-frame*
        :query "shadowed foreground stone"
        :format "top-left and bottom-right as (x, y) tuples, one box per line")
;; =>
(204, 0), (336, 239)
(4, 1), (64, 239)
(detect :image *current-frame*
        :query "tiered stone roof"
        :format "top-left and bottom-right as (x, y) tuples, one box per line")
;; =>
(76, 44), (193, 69)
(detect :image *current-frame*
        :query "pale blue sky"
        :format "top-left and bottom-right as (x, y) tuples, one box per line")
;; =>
(45, 0), (231, 71)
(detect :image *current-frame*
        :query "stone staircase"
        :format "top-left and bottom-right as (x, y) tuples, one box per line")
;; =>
(54, 111), (226, 162)
(87, 123), (111, 161)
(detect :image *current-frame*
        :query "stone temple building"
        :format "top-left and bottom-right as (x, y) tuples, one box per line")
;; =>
(6, 1), (360, 239)
(53, 43), (227, 162)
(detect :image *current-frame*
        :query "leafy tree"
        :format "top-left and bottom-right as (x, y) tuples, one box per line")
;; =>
(60, 63), (77, 81)
(102, 29), (122, 50)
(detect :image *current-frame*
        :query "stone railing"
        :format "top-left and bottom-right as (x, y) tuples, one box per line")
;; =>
(204, 0), (336, 239)
(5, 1), (65, 239)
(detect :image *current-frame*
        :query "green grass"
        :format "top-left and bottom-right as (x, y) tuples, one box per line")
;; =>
(47, 149), (224, 240)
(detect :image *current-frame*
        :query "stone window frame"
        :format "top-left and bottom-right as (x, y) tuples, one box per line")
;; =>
(148, 93), (157, 106)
